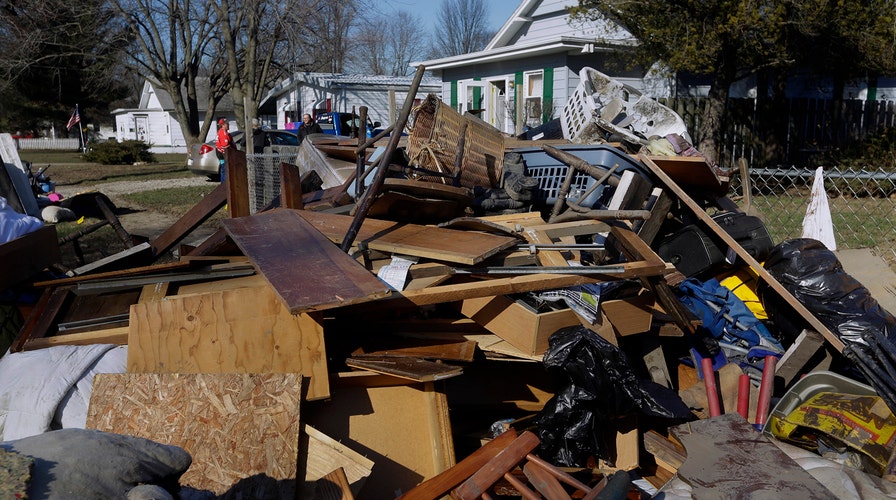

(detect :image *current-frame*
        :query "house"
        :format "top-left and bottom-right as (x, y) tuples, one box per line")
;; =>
(419, 0), (896, 138)
(111, 79), (236, 154)
(416, 0), (668, 136)
(258, 73), (442, 131)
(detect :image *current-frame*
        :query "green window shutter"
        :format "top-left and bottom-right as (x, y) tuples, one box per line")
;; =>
(450, 81), (458, 110)
(543, 67), (554, 123)
(473, 78), (481, 110)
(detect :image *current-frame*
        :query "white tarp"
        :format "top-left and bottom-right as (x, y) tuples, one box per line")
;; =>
(0, 345), (127, 441)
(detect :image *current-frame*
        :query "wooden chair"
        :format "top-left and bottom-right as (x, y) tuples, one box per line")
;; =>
(399, 429), (615, 500)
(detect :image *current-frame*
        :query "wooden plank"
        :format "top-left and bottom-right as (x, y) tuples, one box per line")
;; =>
(21, 325), (129, 350)
(225, 148), (250, 218)
(128, 284), (330, 400)
(11, 286), (72, 352)
(296, 210), (520, 265)
(643, 430), (686, 472)
(86, 372), (302, 497)
(183, 227), (241, 257)
(670, 413), (836, 499)
(345, 356), (463, 382)
(280, 161), (304, 209)
(0, 225), (60, 290)
(645, 155), (729, 195)
(354, 338), (477, 362)
(69, 242), (153, 276)
(639, 155), (846, 352)
(304, 375), (455, 499)
(397, 260), (665, 306)
(150, 181), (227, 258)
(224, 208), (392, 313)
(313, 467), (355, 500)
(522, 228), (569, 267)
(301, 425), (373, 499)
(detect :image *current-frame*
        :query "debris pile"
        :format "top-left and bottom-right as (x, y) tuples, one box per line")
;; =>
(3, 67), (896, 498)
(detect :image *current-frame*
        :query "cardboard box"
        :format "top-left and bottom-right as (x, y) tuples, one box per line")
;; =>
(459, 295), (581, 355)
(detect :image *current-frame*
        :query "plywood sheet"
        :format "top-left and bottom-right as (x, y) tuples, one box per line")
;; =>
(670, 413), (836, 499)
(296, 209), (519, 265)
(128, 284), (329, 400)
(304, 375), (455, 499)
(300, 425), (374, 498)
(86, 373), (302, 497)
(224, 208), (392, 313)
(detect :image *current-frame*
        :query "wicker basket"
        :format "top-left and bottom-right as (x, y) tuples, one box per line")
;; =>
(407, 94), (505, 189)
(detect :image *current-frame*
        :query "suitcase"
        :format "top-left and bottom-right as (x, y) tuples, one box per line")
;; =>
(657, 225), (725, 277)
(657, 212), (774, 277)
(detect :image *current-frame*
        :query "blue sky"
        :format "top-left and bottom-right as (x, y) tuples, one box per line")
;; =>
(370, 0), (521, 35)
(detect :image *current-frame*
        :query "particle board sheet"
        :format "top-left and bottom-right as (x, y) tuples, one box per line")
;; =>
(86, 372), (302, 497)
(304, 374), (455, 499)
(128, 283), (330, 400)
(296, 209), (519, 265)
(223, 208), (392, 313)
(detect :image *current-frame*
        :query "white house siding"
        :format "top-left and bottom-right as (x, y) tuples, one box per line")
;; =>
(269, 77), (440, 131)
(503, 0), (632, 48)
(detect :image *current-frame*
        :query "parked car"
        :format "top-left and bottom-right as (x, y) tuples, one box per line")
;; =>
(315, 112), (382, 139)
(187, 129), (298, 180)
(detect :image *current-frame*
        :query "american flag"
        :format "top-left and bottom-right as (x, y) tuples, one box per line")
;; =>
(66, 106), (80, 130)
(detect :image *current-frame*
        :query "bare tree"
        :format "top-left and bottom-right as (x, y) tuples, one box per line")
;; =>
(429, 0), (492, 58)
(210, 0), (303, 133)
(352, 11), (426, 76)
(110, 0), (226, 147)
(387, 12), (426, 76)
(301, 0), (358, 73)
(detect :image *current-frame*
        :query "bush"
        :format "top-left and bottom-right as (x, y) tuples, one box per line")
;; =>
(83, 140), (156, 165)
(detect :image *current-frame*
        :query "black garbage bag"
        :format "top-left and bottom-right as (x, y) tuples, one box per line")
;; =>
(762, 238), (896, 347)
(763, 238), (896, 411)
(535, 325), (691, 467)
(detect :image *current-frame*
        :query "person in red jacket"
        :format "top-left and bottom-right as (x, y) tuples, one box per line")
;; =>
(215, 118), (233, 182)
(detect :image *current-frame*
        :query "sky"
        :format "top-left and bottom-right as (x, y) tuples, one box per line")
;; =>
(369, 0), (522, 37)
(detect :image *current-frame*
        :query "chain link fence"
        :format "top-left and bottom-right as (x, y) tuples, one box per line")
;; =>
(728, 167), (896, 268)
(247, 148), (896, 269)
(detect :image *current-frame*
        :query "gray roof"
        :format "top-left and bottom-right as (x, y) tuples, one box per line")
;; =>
(148, 78), (235, 113)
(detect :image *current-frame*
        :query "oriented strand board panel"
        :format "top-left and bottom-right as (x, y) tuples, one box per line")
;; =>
(128, 284), (329, 400)
(304, 375), (455, 499)
(86, 373), (302, 497)
(296, 209), (519, 265)
(224, 208), (392, 314)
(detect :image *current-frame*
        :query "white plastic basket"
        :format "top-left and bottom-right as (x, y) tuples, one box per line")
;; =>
(560, 81), (599, 143)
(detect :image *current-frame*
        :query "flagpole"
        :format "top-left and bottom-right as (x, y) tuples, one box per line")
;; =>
(76, 104), (86, 153)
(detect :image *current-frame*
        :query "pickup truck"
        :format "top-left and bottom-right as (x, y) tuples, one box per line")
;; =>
(315, 112), (382, 138)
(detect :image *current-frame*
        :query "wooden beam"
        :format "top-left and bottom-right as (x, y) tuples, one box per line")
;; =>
(22, 326), (129, 351)
(225, 148), (251, 218)
(396, 259), (665, 306)
(280, 161), (304, 209)
(150, 182), (227, 258)
(639, 155), (845, 352)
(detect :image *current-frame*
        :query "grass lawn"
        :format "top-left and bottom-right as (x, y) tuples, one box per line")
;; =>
(19, 151), (192, 190)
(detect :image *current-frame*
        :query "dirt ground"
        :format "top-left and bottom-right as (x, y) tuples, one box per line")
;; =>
(52, 176), (224, 268)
